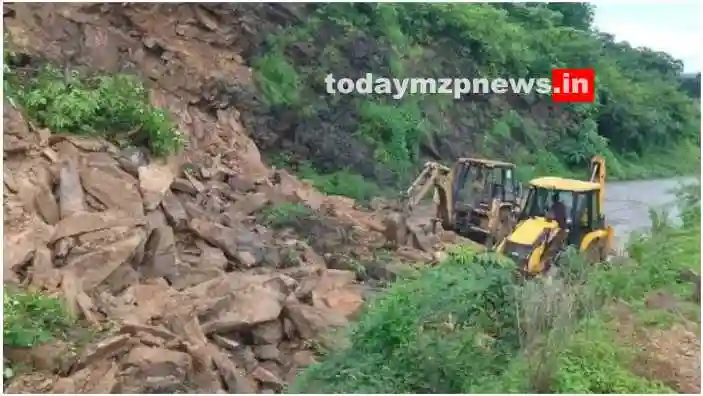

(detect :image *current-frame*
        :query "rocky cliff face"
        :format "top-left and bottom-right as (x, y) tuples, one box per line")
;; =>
(4, 3), (304, 180)
(2, 4), (473, 393)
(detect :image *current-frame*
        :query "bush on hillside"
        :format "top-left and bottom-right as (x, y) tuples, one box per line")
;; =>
(3, 39), (183, 156)
(292, 251), (524, 393)
(3, 288), (74, 348)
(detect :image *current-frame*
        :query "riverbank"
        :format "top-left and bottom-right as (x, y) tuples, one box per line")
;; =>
(290, 183), (701, 393)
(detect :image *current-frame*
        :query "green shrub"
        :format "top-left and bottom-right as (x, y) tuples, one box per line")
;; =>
(3, 288), (75, 348)
(291, 250), (524, 393)
(254, 52), (302, 107)
(298, 165), (384, 204)
(261, 202), (314, 229)
(5, 64), (183, 156)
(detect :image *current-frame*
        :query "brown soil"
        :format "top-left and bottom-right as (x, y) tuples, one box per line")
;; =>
(610, 296), (701, 394)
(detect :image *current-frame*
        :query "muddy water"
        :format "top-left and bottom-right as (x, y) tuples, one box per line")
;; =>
(605, 177), (698, 249)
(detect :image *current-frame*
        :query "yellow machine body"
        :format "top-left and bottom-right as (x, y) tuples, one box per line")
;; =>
(496, 156), (614, 275)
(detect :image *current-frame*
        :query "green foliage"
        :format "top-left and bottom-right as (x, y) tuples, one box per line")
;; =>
(3, 288), (75, 348)
(675, 180), (702, 227)
(268, 155), (384, 202)
(291, 251), (525, 393)
(356, 99), (427, 175)
(678, 72), (701, 99)
(292, 184), (701, 393)
(252, 2), (699, 200)
(261, 202), (313, 229)
(4, 60), (183, 156)
(296, 163), (385, 204)
(540, 186), (700, 393)
(547, 318), (672, 393)
(254, 53), (302, 107)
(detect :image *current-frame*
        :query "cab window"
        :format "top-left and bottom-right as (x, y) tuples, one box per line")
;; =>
(522, 188), (575, 219)
(556, 191), (575, 217)
(523, 187), (547, 217)
(574, 192), (588, 226)
(453, 165), (474, 205)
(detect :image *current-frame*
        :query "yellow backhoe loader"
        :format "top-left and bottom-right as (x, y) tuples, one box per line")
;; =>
(387, 157), (524, 249)
(496, 155), (614, 277)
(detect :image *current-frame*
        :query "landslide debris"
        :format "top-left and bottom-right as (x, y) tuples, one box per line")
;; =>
(3, 100), (426, 393)
(1, 64), (466, 396)
(2, 4), (479, 393)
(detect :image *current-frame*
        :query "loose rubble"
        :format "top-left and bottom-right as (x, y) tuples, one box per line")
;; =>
(2, 100), (467, 393)
(2, 4), (475, 392)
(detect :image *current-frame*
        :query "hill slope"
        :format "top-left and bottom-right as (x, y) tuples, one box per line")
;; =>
(2, 3), (449, 393)
(247, 3), (700, 196)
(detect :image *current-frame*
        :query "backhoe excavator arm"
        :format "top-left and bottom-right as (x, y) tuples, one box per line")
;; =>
(588, 155), (614, 254)
(589, 155), (606, 210)
(404, 161), (454, 229)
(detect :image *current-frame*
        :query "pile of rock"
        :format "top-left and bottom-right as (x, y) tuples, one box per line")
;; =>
(2, 3), (482, 391)
(2, 103), (398, 393)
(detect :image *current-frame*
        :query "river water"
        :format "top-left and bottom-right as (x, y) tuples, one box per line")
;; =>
(605, 177), (698, 249)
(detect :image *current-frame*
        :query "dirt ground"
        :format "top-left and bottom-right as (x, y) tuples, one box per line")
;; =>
(610, 295), (701, 394)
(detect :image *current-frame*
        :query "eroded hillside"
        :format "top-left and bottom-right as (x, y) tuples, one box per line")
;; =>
(244, 3), (700, 190)
(2, 3), (468, 393)
(2, 3), (700, 394)
(7, 3), (700, 202)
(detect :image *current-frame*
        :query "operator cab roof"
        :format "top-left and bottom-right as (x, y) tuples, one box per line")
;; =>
(457, 157), (515, 168)
(529, 176), (600, 192)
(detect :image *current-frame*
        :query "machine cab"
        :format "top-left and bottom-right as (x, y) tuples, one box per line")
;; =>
(451, 158), (522, 209)
(518, 177), (604, 246)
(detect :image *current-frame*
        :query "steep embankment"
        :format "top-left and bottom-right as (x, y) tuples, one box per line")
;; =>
(245, 3), (700, 195)
(2, 3), (462, 393)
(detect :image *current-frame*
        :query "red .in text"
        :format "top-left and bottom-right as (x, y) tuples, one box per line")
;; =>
(551, 68), (595, 103)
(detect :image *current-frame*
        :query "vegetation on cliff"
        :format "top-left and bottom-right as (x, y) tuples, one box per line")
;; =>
(291, 183), (701, 393)
(3, 38), (184, 157)
(252, 3), (700, 200)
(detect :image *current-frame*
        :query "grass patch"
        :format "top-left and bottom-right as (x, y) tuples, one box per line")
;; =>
(260, 202), (314, 229)
(547, 317), (672, 393)
(268, 156), (388, 204)
(297, 166), (386, 204)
